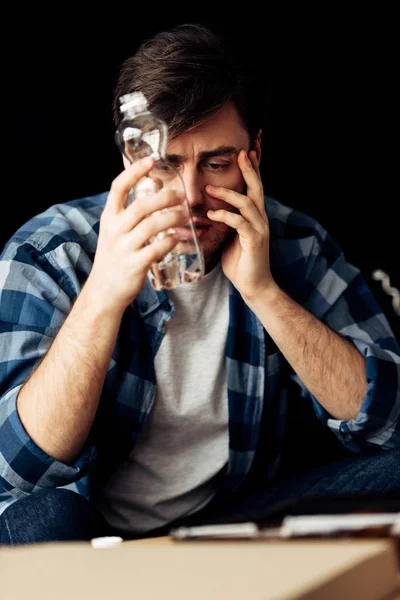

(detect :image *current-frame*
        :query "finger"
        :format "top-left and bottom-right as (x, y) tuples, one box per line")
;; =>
(207, 209), (255, 238)
(206, 185), (266, 233)
(137, 231), (180, 266)
(106, 157), (154, 215)
(122, 188), (187, 231)
(248, 147), (267, 219)
(249, 148), (261, 179)
(130, 206), (190, 249)
(237, 150), (265, 214)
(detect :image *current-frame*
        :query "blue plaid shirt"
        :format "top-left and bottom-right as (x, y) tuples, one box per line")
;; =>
(1, 192), (399, 516)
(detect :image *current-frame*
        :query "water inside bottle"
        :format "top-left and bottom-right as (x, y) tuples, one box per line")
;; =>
(149, 253), (203, 290)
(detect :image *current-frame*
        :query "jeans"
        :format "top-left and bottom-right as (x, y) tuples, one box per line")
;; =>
(1, 447), (399, 545)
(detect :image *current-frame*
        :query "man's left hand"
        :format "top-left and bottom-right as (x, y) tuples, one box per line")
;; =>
(206, 148), (276, 301)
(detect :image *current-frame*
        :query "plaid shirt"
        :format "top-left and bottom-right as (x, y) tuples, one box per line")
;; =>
(1, 192), (399, 516)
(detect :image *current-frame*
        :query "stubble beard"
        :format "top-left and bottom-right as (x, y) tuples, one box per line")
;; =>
(201, 226), (235, 274)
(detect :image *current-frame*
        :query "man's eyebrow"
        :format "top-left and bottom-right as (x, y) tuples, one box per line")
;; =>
(166, 146), (239, 162)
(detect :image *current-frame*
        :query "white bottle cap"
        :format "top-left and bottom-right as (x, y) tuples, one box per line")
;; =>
(120, 91), (148, 115)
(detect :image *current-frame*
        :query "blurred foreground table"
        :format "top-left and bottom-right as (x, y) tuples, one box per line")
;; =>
(2, 535), (399, 599)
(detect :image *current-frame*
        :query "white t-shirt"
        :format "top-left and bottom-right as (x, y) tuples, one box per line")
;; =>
(96, 262), (230, 534)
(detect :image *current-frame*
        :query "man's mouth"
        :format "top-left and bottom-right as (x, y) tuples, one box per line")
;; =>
(176, 221), (211, 240)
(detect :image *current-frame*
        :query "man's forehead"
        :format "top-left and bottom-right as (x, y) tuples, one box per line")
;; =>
(166, 144), (241, 161)
(166, 129), (249, 160)
(166, 103), (250, 157)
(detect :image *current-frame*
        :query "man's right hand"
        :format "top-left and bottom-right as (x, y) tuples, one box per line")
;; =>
(87, 157), (188, 314)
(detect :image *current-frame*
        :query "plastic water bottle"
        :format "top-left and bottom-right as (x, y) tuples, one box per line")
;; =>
(115, 91), (204, 290)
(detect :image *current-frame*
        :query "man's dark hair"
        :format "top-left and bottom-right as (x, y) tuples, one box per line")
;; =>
(112, 23), (267, 146)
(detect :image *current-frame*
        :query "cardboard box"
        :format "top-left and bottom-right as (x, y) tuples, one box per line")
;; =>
(2, 537), (399, 599)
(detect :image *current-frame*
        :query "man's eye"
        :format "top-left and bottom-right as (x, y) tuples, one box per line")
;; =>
(207, 162), (228, 170)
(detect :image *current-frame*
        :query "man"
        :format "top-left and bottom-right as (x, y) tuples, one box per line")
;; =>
(0, 23), (399, 545)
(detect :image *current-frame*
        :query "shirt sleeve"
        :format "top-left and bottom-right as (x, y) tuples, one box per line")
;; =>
(0, 238), (96, 499)
(292, 223), (400, 452)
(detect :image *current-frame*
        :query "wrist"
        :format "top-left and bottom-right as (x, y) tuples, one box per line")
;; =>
(78, 276), (127, 323)
(242, 281), (283, 310)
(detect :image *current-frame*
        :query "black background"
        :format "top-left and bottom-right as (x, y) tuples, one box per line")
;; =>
(3, 8), (399, 338)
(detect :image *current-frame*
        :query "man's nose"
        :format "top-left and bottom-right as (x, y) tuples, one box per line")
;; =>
(181, 171), (204, 208)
